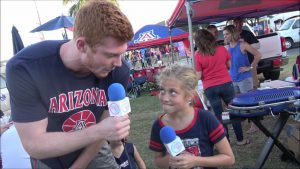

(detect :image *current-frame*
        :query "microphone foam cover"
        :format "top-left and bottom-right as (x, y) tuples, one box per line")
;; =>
(160, 126), (177, 144)
(108, 83), (126, 101)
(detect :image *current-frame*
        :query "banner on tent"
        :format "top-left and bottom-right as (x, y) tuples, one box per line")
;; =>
(134, 30), (160, 44)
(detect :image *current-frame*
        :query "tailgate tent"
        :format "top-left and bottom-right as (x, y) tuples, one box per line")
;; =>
(127, 24), (188, 51)
(168, 0), (300, 62)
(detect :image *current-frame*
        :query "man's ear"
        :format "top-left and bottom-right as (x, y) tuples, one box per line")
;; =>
(76, 37), (87, 53)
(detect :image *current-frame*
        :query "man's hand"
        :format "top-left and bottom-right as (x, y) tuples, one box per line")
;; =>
(98, 115), (130, 141)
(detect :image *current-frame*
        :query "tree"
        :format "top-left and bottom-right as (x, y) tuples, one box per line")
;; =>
(63, 0), (119, 17)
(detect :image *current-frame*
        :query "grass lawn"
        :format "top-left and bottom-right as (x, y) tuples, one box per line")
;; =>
(128, 54), (299, 169)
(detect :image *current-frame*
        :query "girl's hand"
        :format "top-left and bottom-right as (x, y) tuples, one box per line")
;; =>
(169, 151), (196, 169)
(238, 66), (251, 73)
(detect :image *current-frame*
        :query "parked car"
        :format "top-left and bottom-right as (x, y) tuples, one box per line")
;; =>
(277, 16), (300, 49)
(0, 75), (10, 116)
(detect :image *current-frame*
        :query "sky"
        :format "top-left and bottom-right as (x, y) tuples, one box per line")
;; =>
(0, 0), (178, 62)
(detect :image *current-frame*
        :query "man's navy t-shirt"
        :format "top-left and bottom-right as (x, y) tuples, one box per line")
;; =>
(240, 30), (259, 63)
(6, 40), (130, 168)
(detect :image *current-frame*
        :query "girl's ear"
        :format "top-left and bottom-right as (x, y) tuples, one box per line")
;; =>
(186, 90), (196, 104)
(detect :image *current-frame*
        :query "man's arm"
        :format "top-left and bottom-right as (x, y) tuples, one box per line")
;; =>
(70, 110), (111, 169)
(15, 114), (130, 159)
(251, 42), (260, 50)
(70, 140), (104, 169)
(244, 30), (260, 49)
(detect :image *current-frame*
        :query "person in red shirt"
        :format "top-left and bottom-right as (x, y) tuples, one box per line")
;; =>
(194, 29), (250, 146)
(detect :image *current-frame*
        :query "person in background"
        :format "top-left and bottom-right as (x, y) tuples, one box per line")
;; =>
(172, 45), (179, 62)
(223, 25), (262, 137)
(0, 123), (10, 135)
(144, 48), (152, 67)
(165, 45), (171, 64)
(149, 65), (234, 169)
(233, 17), (260, 56)
(233, 17), (260, 87)
(233, 17), (261, 134)
(110, 139), (146, 169)
(194, 29), (249, 146)
(206, 25), (219, 40)
(0, 112), (14, 169)
(1, 123), (31, 169)
(5, 0), (133, 168)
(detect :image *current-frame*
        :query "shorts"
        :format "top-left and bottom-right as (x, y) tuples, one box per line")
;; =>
(30, 142), (120, 169)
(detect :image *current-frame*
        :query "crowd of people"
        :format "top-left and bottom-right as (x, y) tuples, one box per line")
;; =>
(124, 44), (180, 70)
(2, 0), (296, 169)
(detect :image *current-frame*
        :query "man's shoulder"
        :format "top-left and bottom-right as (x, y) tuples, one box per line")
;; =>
(241, 29), (253, 36)
(7, 40), (66, 65)
(241, 30), (258, 43)
(6, 40), (66, 77)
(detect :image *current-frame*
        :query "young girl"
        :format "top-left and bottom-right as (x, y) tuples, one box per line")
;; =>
(110, 140), (146, 169)
(149, 65), (235, 169)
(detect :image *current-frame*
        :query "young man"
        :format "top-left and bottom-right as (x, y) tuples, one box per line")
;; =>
(233, 17), (260, 52)
(206, 25), (219, 40)
(6, 0), (134, 168)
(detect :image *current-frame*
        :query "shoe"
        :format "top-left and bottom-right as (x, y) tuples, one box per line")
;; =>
(236, 139), (250, 146)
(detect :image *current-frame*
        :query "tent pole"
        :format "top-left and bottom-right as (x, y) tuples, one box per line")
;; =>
(169, 28), (174, 64)
(185, 1), (194, 67)
(64, 28), (68, 40)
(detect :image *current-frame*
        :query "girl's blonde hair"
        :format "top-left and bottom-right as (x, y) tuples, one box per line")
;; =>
(157, 65), (198, 97)
(223, 25), (240, 44)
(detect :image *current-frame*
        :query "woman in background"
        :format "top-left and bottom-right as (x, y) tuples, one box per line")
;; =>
(223, 25), (262, 136)
(194, 29), (249, 146)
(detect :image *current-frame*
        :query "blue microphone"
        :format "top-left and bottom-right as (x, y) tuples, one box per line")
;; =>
(160, 126), (185, 157)
(107, 83), (131, 116)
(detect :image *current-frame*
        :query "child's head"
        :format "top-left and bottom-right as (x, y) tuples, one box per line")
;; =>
(157, 65), (197, 113)
(109, 140), (123, 147)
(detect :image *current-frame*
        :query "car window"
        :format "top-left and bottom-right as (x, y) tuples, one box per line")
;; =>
(280, 19), (295, 30)
(0, 76), (6, 89)
(292, 19), (300, 29)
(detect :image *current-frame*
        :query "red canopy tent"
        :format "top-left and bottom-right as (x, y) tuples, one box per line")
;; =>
(168, 0), (300, 27)
(127, 24), (188, 51)
(127, 32), (188, 51)
(167, 0), (300, 62)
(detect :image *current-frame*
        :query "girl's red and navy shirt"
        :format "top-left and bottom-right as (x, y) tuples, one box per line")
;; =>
(149, 108), (226, 169)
